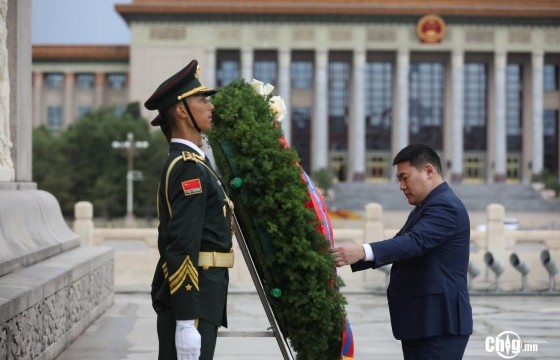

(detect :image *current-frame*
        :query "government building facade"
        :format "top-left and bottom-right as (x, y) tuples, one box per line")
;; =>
(32, 0), (560, 185)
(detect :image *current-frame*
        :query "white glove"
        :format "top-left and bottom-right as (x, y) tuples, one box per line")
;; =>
(175, 320), (201, 360)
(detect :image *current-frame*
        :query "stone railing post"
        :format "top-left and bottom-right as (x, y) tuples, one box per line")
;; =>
(364, 202), (384, 243)
(485, 203), (506, 282)
(74, 201), (94, 245)
(364, 202), (386, 288)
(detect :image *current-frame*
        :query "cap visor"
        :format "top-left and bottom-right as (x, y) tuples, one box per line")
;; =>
(151, 114), (163, 126)
(193, 89), (218, 97)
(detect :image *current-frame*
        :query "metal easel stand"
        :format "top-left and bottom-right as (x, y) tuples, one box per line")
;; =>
(217, 215), (295, 360)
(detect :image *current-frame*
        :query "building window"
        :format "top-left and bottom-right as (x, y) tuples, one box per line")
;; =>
(254, 51), (277, 87)
(328, 62), (349, 117)
(365, 61), (392, 150)
(328, 60), (350, 151)
(544, 64), (559, 92)
(218, 60), (239, 86)
(464, 63), (487, 150)
(506, 64), (522, 151)
(107, 73), (126, 89)
(114, 106), (126, 117)
(409, 62), (444, 149)
(291, 51), (314, 90)
(77, 106), (92, 118)
(291, 107), (312, 172)
(291, 61), (313, 89)
(217, 50), (240, 87)
(76, 73), (95, 89)
(544, 110), (559, 174)
(47, 106), (63, 130)
(254, 60), (276, 85)
(45, 73), (64, 89)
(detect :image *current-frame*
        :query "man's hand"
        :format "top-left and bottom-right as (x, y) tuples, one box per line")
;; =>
(175, 320), (201, 360)
(331, 244), (366, 267)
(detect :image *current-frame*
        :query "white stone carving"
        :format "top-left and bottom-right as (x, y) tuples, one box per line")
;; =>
(0, 0), (14, 180)
(3, 261), (114, 360)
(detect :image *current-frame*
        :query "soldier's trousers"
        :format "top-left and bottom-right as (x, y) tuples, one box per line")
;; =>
(157, 307), (218, 360)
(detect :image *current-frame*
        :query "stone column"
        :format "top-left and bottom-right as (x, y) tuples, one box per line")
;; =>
(0, 0), (13, 181)
(450, 49), (464, 182)
(1, 4), (114, 359)
(4, 0), (32, 183)
(392, 49), (409, 177)
(312, 49), (328, 172)
(200, 47), (219, 165)
(348, 49), (366, 181)
(63, 72), (74, 128)
(278, 47), (291, 144)
(531, 50), (544, 180)
(241, 47), (253, 82)
(349, 48), (366, 181)
(205, 47), (216, 88)
(94, 72), (105, 108)
(32, 71), (43, 128)
(493, 50), (507, 183)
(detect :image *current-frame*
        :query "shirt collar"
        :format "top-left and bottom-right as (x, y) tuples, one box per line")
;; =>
(170, 138), (205, 157)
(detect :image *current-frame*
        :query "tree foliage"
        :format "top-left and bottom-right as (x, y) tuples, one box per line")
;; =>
(32, 106), (168, 219)
(208, 81), (347, 359)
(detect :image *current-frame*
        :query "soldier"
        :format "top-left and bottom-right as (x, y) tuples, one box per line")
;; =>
(145, 59), (235, 360)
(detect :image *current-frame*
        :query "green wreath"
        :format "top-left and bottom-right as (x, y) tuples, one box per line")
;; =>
(208, 80), (347, 359)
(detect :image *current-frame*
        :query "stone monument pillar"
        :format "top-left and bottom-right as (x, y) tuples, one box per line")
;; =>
(0, 0), (14, 182)
(0, 1), (114, 359)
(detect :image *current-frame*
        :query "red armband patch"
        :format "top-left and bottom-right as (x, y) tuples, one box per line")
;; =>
(181, 179), (202, 196)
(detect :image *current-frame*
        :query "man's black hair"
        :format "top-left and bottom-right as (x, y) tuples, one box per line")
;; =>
(159, 104), (177, 143)
(393, 143), (443, 174)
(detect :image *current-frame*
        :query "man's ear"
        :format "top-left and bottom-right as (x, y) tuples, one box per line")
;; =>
(425, 163), (436, 177)
(175, 103), (187, 118)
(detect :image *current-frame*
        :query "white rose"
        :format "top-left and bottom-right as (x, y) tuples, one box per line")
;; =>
(250, 79), (264, 95)
(251, 79), (285, 122)
(269, 96), (287, 123)
(250, 79), (274, 96)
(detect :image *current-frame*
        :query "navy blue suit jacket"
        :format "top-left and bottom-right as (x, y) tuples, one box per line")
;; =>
(352, 182), (473, 340)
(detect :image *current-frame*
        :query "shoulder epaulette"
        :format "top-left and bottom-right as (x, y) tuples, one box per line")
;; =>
(182, 151), (205, 163)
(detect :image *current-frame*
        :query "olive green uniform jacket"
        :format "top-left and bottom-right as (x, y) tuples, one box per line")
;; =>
(151, 142), (232, 327)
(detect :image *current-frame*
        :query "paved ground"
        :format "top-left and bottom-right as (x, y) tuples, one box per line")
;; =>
(58, 212), (560, 359)
(56, 290), (560, 360)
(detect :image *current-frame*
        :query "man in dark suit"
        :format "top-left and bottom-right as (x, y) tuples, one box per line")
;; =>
(145, 59), (235, 360)
(332, 143), (472, 360)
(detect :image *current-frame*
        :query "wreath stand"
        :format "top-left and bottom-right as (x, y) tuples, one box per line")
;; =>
(217, 215), (295, 360)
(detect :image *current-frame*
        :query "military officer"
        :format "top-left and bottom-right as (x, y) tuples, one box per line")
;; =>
(145, 59), (235, 360)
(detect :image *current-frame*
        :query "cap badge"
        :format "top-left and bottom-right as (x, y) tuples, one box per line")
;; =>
(194, 65), (201, 79)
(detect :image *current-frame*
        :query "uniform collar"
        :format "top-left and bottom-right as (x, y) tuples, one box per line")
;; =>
(170, 138), (205, 157)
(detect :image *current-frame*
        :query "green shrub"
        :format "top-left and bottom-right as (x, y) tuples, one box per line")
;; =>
(311, 167), (334, 195)
(533, 170), (560, 197)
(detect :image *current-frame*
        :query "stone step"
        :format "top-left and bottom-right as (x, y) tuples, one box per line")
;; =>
(329, 183), (560, 212)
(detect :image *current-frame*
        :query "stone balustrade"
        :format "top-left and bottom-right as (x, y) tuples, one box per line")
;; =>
(0, 192), (114, 360)
(74, 201), (560, 294)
